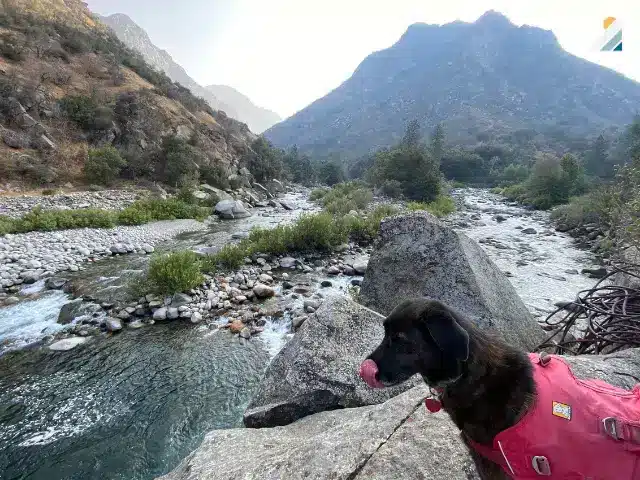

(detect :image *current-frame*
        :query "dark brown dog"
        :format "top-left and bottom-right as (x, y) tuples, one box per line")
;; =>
(362, 298), (535, 479)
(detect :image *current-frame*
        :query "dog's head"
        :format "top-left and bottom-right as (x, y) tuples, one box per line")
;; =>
(359, 298), (470, 389)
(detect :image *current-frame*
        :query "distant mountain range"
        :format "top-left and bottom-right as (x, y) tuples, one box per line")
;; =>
(265, 11), (640, 159)
(100, 13), (281, 133)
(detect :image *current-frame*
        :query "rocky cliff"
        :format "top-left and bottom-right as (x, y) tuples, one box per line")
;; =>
(101, 13), (281, 133)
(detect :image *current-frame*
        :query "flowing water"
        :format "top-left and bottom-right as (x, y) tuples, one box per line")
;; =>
(0, 189), (602, 480)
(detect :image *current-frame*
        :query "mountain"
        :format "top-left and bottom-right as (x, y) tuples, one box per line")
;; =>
(206, 84), (281, 135)
(0, 0), (254, 187)
(265, 11), (640, 159)
(100, 13), (280, 133)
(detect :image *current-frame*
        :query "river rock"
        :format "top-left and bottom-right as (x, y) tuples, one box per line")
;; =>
(167, 307), (179, 320)
(190, 312), (203, 324)
(45, 277), (68, 289)
(239, 327), (251, 339)
(522, 228), (537, 235)
(160, 385), (477, 480)
(229, 320), (244, 334)
(57, 301), (83, 325)
(253, 283), (275, 298)
(581, 267), (607, 278)
(360, 212), (545, 351)
(153, 307), (168, 321)
(279, 257), (297, 269)
(171, 293), (193, 308)
(105, 317), (123, 332)
(243, 295), (419, 428)
(49, 337), (87, 351)
(352, 259), (368, 275)
(292, 315), (307, 329)
(214, 200), (251, 219)
(279, 200), (295, 211)
(326, 266), (340, 275)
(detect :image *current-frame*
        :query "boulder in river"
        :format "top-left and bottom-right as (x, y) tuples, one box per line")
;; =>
(214, 200), (251, 219)
(160, 385), (478, 480)
(105, 318), (123, 332)
(522, 227), (537, 235)
(360, 212), (545, 351)
(243, 295), (419, 428)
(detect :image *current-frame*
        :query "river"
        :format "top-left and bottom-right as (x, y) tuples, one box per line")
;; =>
(0, 189), (602, 480)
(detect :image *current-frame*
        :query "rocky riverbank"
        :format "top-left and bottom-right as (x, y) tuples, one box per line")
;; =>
(0, 189), (142, 218)
(38, 243), (371, 352)
(0, 219), (207, 299)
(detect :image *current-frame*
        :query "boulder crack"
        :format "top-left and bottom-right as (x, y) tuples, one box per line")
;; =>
(346, 399), (424, 480)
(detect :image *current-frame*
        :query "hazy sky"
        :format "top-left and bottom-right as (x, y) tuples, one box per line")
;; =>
(86, 0), (640, 119)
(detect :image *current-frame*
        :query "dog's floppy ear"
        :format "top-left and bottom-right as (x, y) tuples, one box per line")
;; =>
(422, 306), (470, 361)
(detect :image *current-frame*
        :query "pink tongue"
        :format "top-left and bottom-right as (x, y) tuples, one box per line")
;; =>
(359, 359), (385, 388)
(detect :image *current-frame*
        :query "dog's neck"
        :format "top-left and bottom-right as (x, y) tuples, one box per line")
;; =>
(431, 327), (535, 445)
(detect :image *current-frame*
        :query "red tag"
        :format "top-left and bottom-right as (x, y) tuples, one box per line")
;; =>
(425, 398), (442, 413)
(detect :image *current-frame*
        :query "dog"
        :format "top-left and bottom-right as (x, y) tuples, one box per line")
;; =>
(359, 298), (640, 479)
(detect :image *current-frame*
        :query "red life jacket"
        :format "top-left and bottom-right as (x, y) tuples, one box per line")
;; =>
(465, 353), (640, 479)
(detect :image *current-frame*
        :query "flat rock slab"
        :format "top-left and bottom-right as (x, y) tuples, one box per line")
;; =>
(159, 385), (476, 480)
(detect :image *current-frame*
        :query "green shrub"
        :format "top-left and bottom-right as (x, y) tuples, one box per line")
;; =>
(309, 188), (329, 201)
(202, 244), (248, 272)
(0, 216), (16, 236)
(84, 146), (127, 186)
(60, 95), (98, 129)
(341, 205), (399, 244)
(313, 182), (373, 214)
(200, 164), (230, 190)
(406, 195), (456, 218)
(380, 180), (403, 198)
(146, 251), (204, 295)
(10, 207), (117, 233)
(0, 35), (26, 61)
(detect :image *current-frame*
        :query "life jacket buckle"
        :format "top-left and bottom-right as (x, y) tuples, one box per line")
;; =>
(602, 417), (622, 440)
(532, 456), (551, 476)
(538, 352), (551, 366)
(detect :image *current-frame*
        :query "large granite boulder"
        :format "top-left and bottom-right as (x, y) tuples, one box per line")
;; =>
(159, 385), (478, 480)
(243, 295), (420, 428)
(200, 184), (232, 203)
(214, 199), (251, 219)
(360, 212), (545, 351)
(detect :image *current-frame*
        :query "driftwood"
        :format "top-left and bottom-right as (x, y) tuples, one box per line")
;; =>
(536, 264), (640, 355)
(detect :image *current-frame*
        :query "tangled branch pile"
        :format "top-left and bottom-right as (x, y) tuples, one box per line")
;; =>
(536, 265), (640, 355)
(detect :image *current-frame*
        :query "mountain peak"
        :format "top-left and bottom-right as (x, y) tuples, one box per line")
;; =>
(265, 16), (640, 160)
(475, 10), (514, 27)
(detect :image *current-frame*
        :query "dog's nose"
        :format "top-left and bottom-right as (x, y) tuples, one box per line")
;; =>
(359, 359), (385, 388)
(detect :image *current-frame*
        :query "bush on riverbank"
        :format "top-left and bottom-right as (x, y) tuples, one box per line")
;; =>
(146, 251), (204, 295)
(200, 205), (401, 273)
(310, 182), (373, 214)
(406, 196), (456, 218)
(0, 199), (210, 234)
(495, 154), (587, 210)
